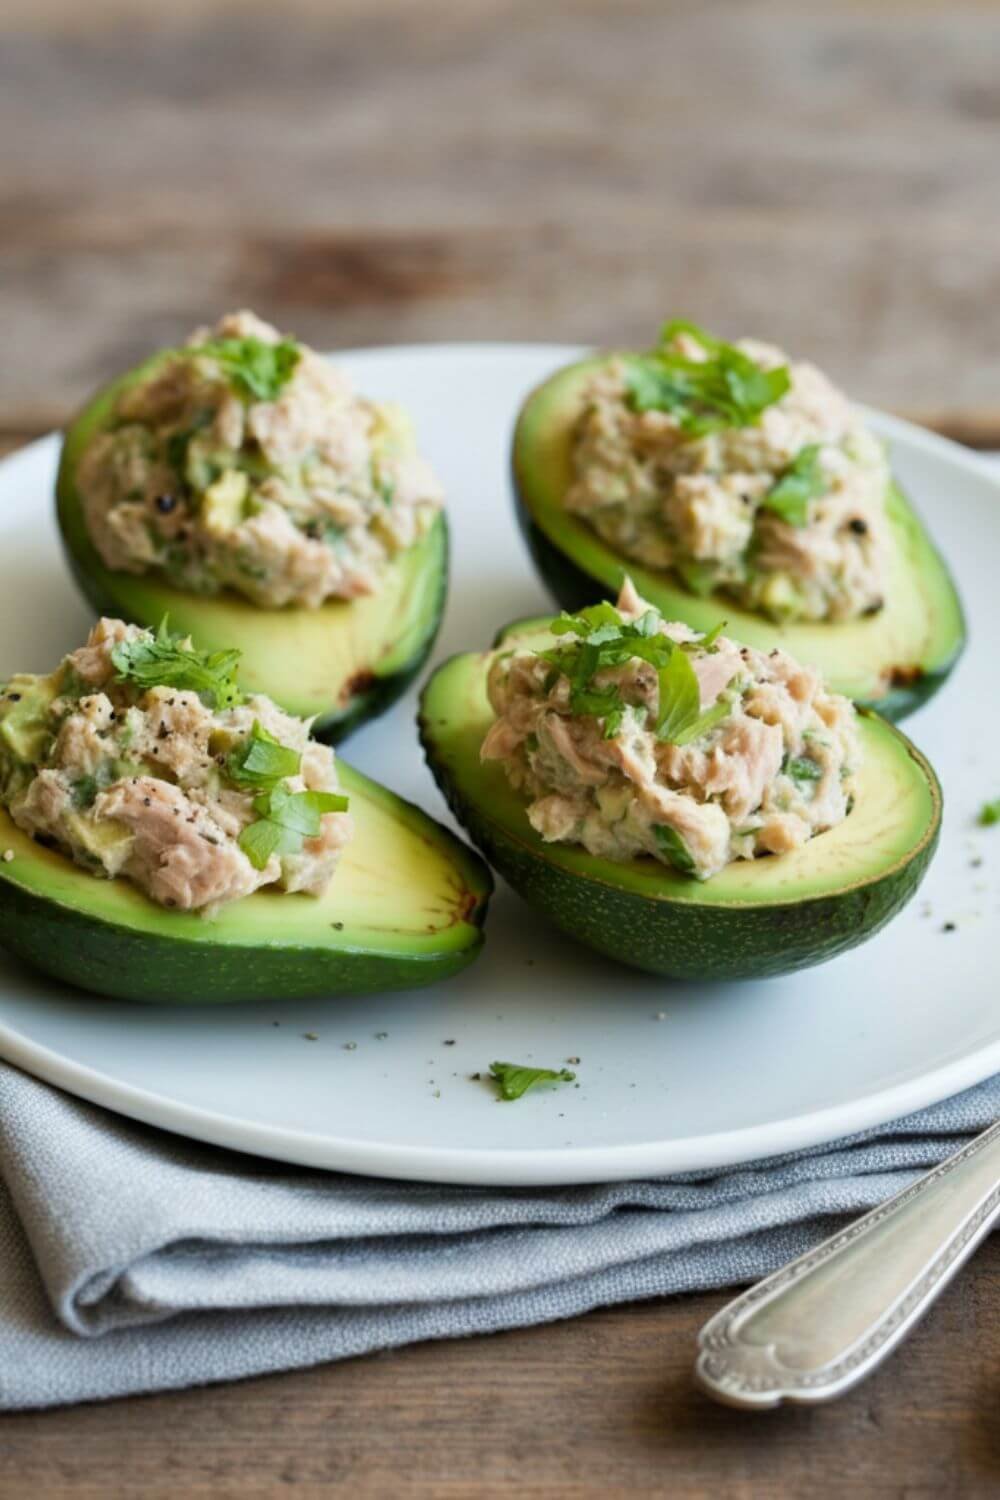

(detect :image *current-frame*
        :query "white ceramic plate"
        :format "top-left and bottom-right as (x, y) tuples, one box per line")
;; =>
(0, 345), (995, 1186)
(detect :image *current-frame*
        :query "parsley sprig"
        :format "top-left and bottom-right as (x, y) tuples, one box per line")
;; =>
(761, 443), (828, 527)
(489, 1061), (576, 1101)
(536, 601), (733, 746)
(626, 319), (790, 435)
(110, 618), (243, 710)
(190, 335), (300, 403)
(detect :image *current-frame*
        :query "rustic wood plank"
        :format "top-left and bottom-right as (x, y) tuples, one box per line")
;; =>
(3, 1235), (1000, 1498)
(1, 1), (1000, 423)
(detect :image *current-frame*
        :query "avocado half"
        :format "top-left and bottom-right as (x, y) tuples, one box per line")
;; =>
(0, 762), (491, 1004)
(55, 354), (449, 743)
(512, 356), (966, 721)
(418, 616), (941, 982)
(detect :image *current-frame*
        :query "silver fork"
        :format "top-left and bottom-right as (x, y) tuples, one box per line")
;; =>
(695, 1118), (1000, 1408)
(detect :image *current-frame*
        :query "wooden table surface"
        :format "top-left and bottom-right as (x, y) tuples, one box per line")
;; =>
(2, 1249), (1000, 1499)
(2, 1), (1000, 1494)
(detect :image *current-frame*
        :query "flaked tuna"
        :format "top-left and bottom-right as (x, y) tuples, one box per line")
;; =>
(483, 583), (861, 881)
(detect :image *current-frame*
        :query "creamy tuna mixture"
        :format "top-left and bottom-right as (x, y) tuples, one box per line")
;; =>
(482, 580), (861, 881)
(565, 322), (890, 623)
(77, 311), (444, 609)
(0, 618), (353, 913)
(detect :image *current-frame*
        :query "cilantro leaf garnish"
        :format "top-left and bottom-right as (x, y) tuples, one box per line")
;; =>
(235, 818), (284, 871)
(110, 618), (243, 709)
(761, 444), (828, 527)
(238, 784), (350, 870)
(549, 602), (625, 638)
(653, 824), (698, 877)
(489, 1061), (576, 1101)
(190, 335), (300, 403)
(537, 603), (731, 744)
(654, 646), (733, 746)
(979, 799), (1000, 827)
(625, 320), (790, 435)
(654, 647), (700, 742)
(227, 720), (301, 789)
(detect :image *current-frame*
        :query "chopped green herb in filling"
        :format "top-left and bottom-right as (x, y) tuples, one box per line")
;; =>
(654, 824), (697, 876)
(785, 756), (823, 783)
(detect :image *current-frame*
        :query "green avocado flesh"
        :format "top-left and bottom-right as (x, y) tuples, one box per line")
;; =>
(419, 620), (941, 982)
(0, 762), (491, 1004)
(55, 355), (448, 742)
(512, 357), (966, 721)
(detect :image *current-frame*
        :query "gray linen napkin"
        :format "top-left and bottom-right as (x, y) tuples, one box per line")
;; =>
(0, 1062), (997, 1410)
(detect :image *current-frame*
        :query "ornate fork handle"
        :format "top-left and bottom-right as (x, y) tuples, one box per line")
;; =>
(696, 1118), (1000, 1408)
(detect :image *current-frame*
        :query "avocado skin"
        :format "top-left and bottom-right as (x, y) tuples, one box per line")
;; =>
(55, 355), (449, 744)
(511, 357), (967, 724)
(0, 763), (492, 1004)
(316, 525), (448, 744)
(424, 771), (933, 981)
(515, 506), (955, 724)
(0, 875), (484, 1004)
(418, 644), (942, 982)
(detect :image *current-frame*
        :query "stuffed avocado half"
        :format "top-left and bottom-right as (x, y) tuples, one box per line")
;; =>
(0, 619), (489, 1003)
(56, 312), (449, 742)
(419, 597), (940, 982)
(512, 332), (965, 721)
(0, 763), (489, 1004)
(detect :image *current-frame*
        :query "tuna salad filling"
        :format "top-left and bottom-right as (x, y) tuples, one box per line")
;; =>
(481, 580), (861, 881)
(77, 310), (444, 609)
(0, 618), (353, 913)
(565, 321), (890, 623)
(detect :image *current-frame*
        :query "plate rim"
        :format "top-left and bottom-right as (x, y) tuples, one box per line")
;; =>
(2, 1017), (999, 1185)
(0, 340), (996, 1186)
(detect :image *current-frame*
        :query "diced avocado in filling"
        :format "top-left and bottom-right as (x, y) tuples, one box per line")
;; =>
(480, 579), (861, 881)
(564, 320), (890, 624)
(75, 310), (444, 610)
(0, 617), (352, 913)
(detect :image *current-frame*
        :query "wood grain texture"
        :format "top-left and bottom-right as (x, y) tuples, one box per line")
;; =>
(2, 1239), (1000, 1498)
(2, 4), (999, 1493)
(2, 0), (1000, 428)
